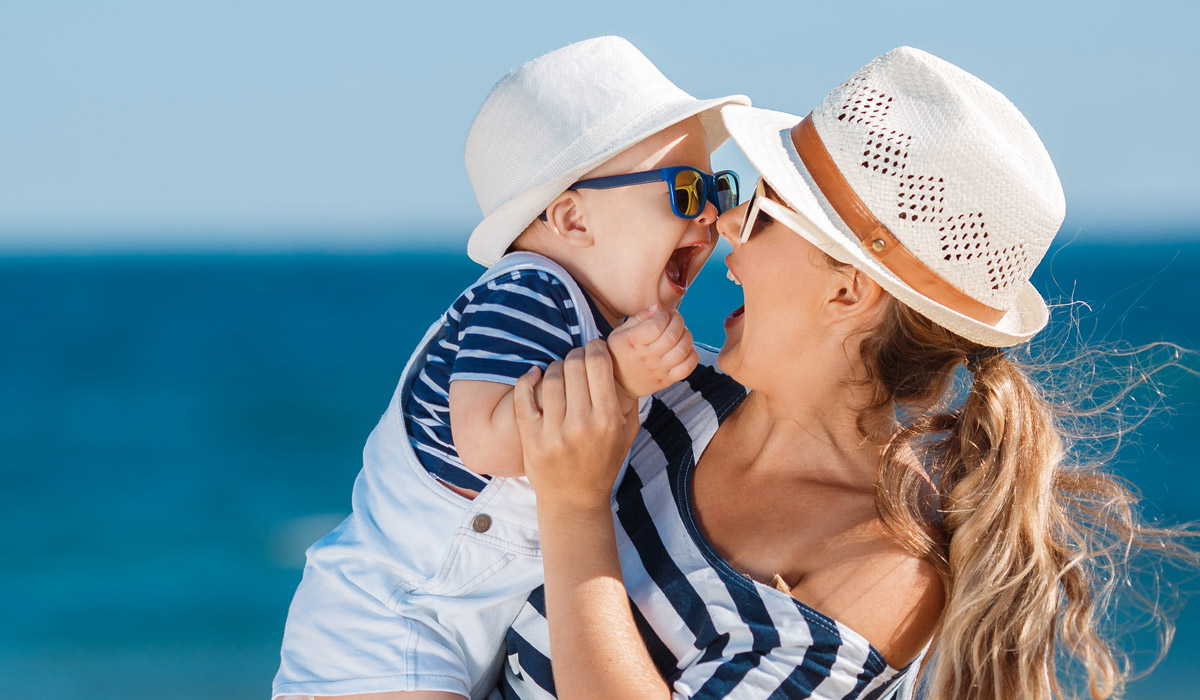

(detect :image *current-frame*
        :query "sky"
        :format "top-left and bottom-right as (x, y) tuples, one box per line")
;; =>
(1, 0), (1197, 252)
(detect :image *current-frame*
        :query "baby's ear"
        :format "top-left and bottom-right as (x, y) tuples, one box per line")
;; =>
(542, 192), (593, 248)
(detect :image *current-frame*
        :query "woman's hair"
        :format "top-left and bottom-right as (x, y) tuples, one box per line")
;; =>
(848, 288), (1198, 700)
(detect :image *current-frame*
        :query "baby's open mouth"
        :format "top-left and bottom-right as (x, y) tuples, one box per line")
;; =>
(666, 244), (704, 292)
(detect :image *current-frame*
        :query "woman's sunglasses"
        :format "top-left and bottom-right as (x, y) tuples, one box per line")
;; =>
(540, 167), (739, 221)
(737, 178), (811, 242)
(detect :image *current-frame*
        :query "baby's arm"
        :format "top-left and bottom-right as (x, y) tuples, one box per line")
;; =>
(449, 379), (526, 477)
(607, 305), (699, 406)
(450, 305), (696, 479)
(444, 270), (588, 479)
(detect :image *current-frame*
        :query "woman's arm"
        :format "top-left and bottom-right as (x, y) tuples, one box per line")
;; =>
(513, 341), (670, 700)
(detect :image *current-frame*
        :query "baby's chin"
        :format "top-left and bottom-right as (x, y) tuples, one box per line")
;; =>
(654, 280), (687, 311)
(606, 276), (688, 322)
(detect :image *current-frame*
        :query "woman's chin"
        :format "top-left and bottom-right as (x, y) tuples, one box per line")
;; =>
(715, 347), (732, 376)
(723, 304), (745, 330)
(717, 309), (751, 381)
(716, 334), (739, 371)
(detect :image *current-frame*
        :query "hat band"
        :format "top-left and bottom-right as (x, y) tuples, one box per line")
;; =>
(790, 114), (1006, 325)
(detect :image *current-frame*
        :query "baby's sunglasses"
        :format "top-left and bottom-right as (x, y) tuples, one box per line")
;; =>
(540, 167), (739, 221)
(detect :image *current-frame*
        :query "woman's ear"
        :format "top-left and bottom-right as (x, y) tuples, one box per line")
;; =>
(542, 192), (593, 249)
(828, 268), (885, 322)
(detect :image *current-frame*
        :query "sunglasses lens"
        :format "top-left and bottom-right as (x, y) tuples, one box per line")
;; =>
(715, 172), (739, 214)
(672, 169), (704, 218)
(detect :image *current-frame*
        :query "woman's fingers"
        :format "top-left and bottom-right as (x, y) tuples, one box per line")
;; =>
(512, 366), (543, 438)
(515, 343), (632, 508)
(539, 359), (567, 427)
(562, 347), (592, 422)
(583, 339), (621, 419)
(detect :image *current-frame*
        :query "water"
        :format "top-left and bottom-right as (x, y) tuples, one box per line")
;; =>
(2, 239), (1199, 699)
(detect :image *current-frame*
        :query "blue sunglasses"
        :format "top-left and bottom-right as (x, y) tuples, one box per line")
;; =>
(540, 166), (739, 221)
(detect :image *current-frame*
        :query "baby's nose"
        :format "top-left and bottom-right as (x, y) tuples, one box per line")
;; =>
(715, 202), (749, 244)
(693, 197), (719, 227)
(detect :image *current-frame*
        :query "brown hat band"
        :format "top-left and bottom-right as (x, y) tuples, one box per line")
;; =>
(790, 114), (1006, 325)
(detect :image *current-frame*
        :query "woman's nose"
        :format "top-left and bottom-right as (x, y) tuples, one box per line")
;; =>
(716, 202), (748, 244)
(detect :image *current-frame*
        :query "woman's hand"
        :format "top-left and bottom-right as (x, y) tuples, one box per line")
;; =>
(513, 339), (639, 511)
(512, 339), (670, 700)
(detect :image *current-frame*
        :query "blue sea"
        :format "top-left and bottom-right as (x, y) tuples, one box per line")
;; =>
(3, 238), (1199, 699)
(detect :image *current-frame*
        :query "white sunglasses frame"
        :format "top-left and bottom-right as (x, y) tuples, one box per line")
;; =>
(737, 178), (817, 243)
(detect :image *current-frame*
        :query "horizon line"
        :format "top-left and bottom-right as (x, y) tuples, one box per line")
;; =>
(2, 233), (1200, 259)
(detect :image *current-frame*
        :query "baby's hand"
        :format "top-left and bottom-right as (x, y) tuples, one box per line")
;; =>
(607, 304), (699, 402)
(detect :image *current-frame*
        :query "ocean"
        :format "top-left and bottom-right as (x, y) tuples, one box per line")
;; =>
(2, 238), (1199, 699)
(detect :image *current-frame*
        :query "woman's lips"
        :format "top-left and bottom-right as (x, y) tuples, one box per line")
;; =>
(723, 256), (745, 329)
(724, 255), (741, 286)
(724, 304), (745, 329)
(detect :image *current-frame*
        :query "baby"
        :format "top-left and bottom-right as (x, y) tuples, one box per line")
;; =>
(273, 36), (748, 700)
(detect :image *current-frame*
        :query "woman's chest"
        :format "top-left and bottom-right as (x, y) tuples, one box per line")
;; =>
(687, 436), (878, 592)
(611, 462), (887, 692)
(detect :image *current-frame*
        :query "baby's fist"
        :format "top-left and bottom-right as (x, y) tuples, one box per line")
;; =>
(607, 305), (699, 400)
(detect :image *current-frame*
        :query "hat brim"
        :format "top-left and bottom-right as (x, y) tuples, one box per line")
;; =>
(720, 104), (1048, 348)
(467, 93), (751, 267)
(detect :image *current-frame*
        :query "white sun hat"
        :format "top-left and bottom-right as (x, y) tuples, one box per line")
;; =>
(721, 47), (1065, 347)
(465, 36), (750, 267)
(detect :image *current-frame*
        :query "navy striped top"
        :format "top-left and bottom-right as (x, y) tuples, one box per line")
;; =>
(403, 267), (610, 492)
(496, 353), (916, 700)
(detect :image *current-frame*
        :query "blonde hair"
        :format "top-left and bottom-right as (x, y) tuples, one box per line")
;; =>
(852, 296), (1198, 700)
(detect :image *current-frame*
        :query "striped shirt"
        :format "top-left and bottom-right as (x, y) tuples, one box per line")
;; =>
(403, 267), (610, 491)
(496, 353), (916, 700)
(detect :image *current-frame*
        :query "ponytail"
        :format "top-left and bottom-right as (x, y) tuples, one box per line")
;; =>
(857, 299), (1197, 700)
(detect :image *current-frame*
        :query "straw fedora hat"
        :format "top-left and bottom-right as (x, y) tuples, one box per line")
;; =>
(465, 36), (749, 267)
(721, 47), (1064, 347)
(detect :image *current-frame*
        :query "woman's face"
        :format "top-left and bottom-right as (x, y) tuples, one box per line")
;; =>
(713, 183), (844, 389)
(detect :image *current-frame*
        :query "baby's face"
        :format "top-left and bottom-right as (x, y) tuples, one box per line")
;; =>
(565, 117), (719, 326)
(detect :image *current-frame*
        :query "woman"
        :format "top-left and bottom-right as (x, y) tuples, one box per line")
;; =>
(502, 47), (1195, 700)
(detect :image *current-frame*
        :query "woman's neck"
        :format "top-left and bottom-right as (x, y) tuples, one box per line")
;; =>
(725, 377), (891, 490)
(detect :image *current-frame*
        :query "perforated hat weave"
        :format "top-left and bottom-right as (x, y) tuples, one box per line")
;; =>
(465, 36), (749, 267)
(722, 47), (1065, 346)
